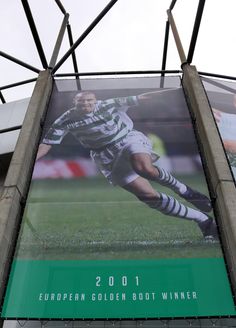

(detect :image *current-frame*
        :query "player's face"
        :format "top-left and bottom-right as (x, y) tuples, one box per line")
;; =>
(74, 93), (97, 113)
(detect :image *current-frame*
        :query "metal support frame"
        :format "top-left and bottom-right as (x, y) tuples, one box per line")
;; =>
(0, 78), (37, 91)
(199, 71), (236, 82)
(169, 0), (178, 11)
(167, 0), (177, 69)
(53, 70), (181, 78)
(0, 51), (40, 74)
(21, 0), (48, 69)
(54, 0), (67, 15)
(161, 21), (170, 75)
(52, 0), (118, 74)
(167, 9), (187, 65)
(187, 0), (206, 64)
(66, 23), (81, 90)
(0, 91), (6, 104)
(201, 76), (236, 94)
(49, 13), (70, 68)
(67, 23), (79, 75)
(1, 0), (235, 103)
(167, 0), (206, 68)
(0, 126), (22, 134)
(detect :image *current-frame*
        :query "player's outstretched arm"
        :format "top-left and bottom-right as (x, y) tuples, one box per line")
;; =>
(223, 140), (236, 153)
(138, 88), (178, 101)
(36, 143), (52, 161)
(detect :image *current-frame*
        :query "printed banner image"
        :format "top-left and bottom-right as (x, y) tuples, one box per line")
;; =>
(203, 79), (236, 182)
(2, 78), (236, 319)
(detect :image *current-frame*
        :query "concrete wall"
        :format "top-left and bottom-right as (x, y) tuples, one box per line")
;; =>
(0, 70), (53, 327)
(182, 65), (236, 297)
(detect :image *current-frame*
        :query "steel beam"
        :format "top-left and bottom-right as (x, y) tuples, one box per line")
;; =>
(199, 71), (236, 81)
(161, 21), (170, 75)
(169, 0), (178, 11)
(21, 0), (48, 69)
(49, 13), (70, 68)
(167, 9), (187, 65)
(66, 23), (81, 89)
(0, 91), (6, 104)
(53, 70), (181, 77)
(201, 76), (236, 94)
(0, 51), (40, 73)
(52, 0), (118, 73)
(0, 126), (22, 134)
(187, 0), (206, 64)
(67, 23), (79, 75)
(54, 0), (67, 15)
(0, 78), (37, 91)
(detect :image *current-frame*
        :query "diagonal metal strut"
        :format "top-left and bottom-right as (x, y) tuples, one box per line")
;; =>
(52, 0), (118, 74)
(21, 0), (48, 69)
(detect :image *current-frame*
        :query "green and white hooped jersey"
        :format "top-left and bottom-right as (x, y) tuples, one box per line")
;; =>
(217, 111), (236, 168)
(43, 96), (139, 150)
(228, 152), (236, 168)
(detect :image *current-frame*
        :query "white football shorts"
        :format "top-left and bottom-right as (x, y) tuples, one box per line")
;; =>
(90, 130), (159, 186)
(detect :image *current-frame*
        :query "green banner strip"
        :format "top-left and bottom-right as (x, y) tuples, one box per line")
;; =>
(2, 258), (236, 319)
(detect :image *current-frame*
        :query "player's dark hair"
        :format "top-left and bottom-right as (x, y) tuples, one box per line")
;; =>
(74, 91), (96, 98)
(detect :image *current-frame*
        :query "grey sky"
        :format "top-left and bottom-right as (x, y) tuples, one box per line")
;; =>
(0, 0), (236, 102)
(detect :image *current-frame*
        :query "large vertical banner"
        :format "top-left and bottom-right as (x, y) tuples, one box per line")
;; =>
(2, 77), (236, 319)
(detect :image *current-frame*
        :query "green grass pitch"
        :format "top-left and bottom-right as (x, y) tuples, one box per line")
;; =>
(15, 174), (223, 261)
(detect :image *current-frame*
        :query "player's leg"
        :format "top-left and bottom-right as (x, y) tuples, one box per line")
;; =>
(130, 153), (212, 213)
(122, 176), (217, 239)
